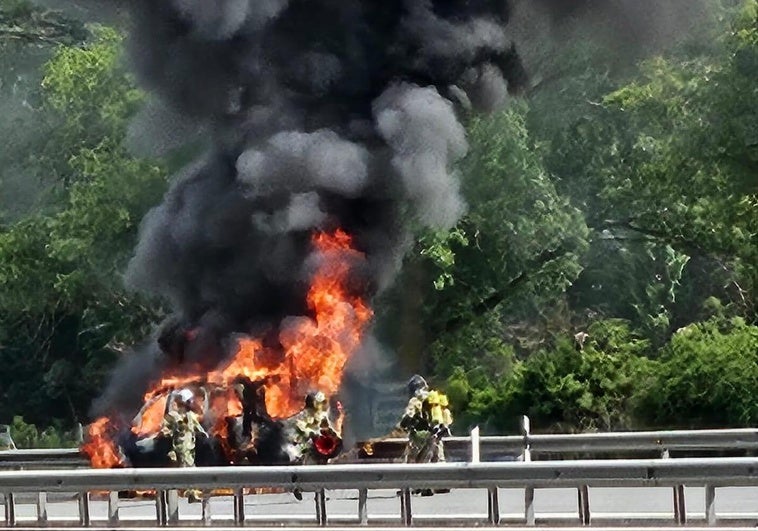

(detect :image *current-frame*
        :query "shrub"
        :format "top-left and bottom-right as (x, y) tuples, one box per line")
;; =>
(636, 317), (758, 427)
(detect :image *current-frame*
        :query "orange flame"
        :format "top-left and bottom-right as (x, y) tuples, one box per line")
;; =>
(82, 418), (123, 468)
(131, 395), (167, 437)
(82, 229), (372, 467)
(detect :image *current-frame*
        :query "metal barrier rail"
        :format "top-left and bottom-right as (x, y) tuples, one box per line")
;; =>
(2, 458), (758, 527)
(5, 427), (758, 469)
(0, 449), (86, 469)
(363, 427), (758, 462)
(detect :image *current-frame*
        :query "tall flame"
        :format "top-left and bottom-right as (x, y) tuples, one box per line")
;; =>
(83, 229), (372, 467)
(81, 418), (124, 468)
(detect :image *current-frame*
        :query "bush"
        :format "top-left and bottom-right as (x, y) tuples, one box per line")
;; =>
(460, 326), (656, 433)
(508, 339), (654, 432)
(636, 317), (758, 428)
(8, 416), (79, 449)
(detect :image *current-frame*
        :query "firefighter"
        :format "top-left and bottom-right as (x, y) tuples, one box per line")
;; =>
(160, 389), (207, 502)
(289, 391), (343, 500)
(397, 375), (453, 494)
(292, 391), (342, 464)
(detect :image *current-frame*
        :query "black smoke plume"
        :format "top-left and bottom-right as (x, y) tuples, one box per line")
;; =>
(94, 0), (529, 417)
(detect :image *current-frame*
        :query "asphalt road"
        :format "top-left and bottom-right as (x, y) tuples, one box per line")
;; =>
(3, 486), (758, 525)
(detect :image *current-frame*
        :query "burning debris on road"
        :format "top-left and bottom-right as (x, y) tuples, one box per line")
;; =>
(82, 0), (529, 469)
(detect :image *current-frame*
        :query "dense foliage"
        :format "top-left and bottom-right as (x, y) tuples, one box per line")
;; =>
(417, 0), (758, 433)
(0, 0), (756, 442)
(0, 9), (168, 427)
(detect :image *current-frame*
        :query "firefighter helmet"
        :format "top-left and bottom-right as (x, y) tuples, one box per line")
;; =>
(406, 374), (428, 397)
(175, 388), (194, 405)
(305, 391), (327, 410)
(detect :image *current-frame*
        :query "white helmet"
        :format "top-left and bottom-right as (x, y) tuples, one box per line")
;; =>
(176, 388), (194, 404)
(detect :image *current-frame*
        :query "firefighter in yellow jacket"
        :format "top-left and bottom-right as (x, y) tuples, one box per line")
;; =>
(160, 389), (207, 502)
(397, 375), (453, 466)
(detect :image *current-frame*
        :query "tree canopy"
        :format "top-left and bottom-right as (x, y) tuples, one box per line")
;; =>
(0, 21), (167, 426)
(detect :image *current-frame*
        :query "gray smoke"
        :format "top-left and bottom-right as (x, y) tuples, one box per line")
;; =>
(92, 0), (527, 417)
(123, 0), (526, 326)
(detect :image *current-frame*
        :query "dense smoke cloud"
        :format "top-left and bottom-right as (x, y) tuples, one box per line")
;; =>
(95, 0), (527, 416)
(124, 0), (525, 322)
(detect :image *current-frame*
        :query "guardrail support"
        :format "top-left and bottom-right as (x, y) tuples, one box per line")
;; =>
(108, 491), (119, 524)
(661, 448), (686, 525)
(705, 484), (716, 525)
(520, 416), (532, 462)
(487, 486), (500, 525)
(201, 494), (211, 525)
(233, 488), (244, 525)
(4, 492), (15, 526)
(578, 485), (590, 525)
(315, 489), (327, 526)
(156, 489), (167, 526)
(36, 492), (47, 524)
(166, 489), (179, 524)
(521, 415), (534, 526)
(471, 426), (481, 463)
(400, 488), (412, 526)
(358, 488), (368, 525)
(673, 485), (686, 525)
(78, 491), (91, 527)
(524, 485), (535, 526)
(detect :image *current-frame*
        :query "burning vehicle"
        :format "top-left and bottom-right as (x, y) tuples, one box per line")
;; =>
(83, 231), (364, 468)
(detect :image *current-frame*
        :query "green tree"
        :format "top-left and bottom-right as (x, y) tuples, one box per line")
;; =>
(0, 0), (88, 220)
(0, 29), (167, 427)
(395, 104), (589, 427)
(8, 415), (78, 448)
(461, 323), (655, 434)
(530, 0), (757, 339)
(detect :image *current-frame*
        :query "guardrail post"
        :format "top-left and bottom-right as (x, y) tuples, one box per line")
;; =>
(578, 485), (590, 525)
(166, 490), (179, 524)
(674, 485), (686, 525)
(315, 489), (327, 526)
(156, 489), (167, 526)
(78, 491), (91, 527)
(471, 426), (481, 463)
(400, 488), (413, 526)
(521, 415), (534, 526)
(202, 495), (212, 525)
(108, 491), (119, 524)
(233, 488), (245, 525)
(4, 492), (15, 526)
(524, 485), (535, 526)
(487, 486), (500, 525)
(520, 415), (532, 462)
(36, 492), (47, 524)
(358, 488), (368, 525)
(661, 448), (686, 524)
(705, 484), (716, 526)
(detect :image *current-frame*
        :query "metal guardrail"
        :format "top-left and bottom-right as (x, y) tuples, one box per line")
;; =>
(0, 449), (86, 469)
(2, 458), (758, 527)
(5, 427), (758, 469)
(363, 427), (758, 462)
(2, 425), (758, 527)
(0, 457), (758, 528)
